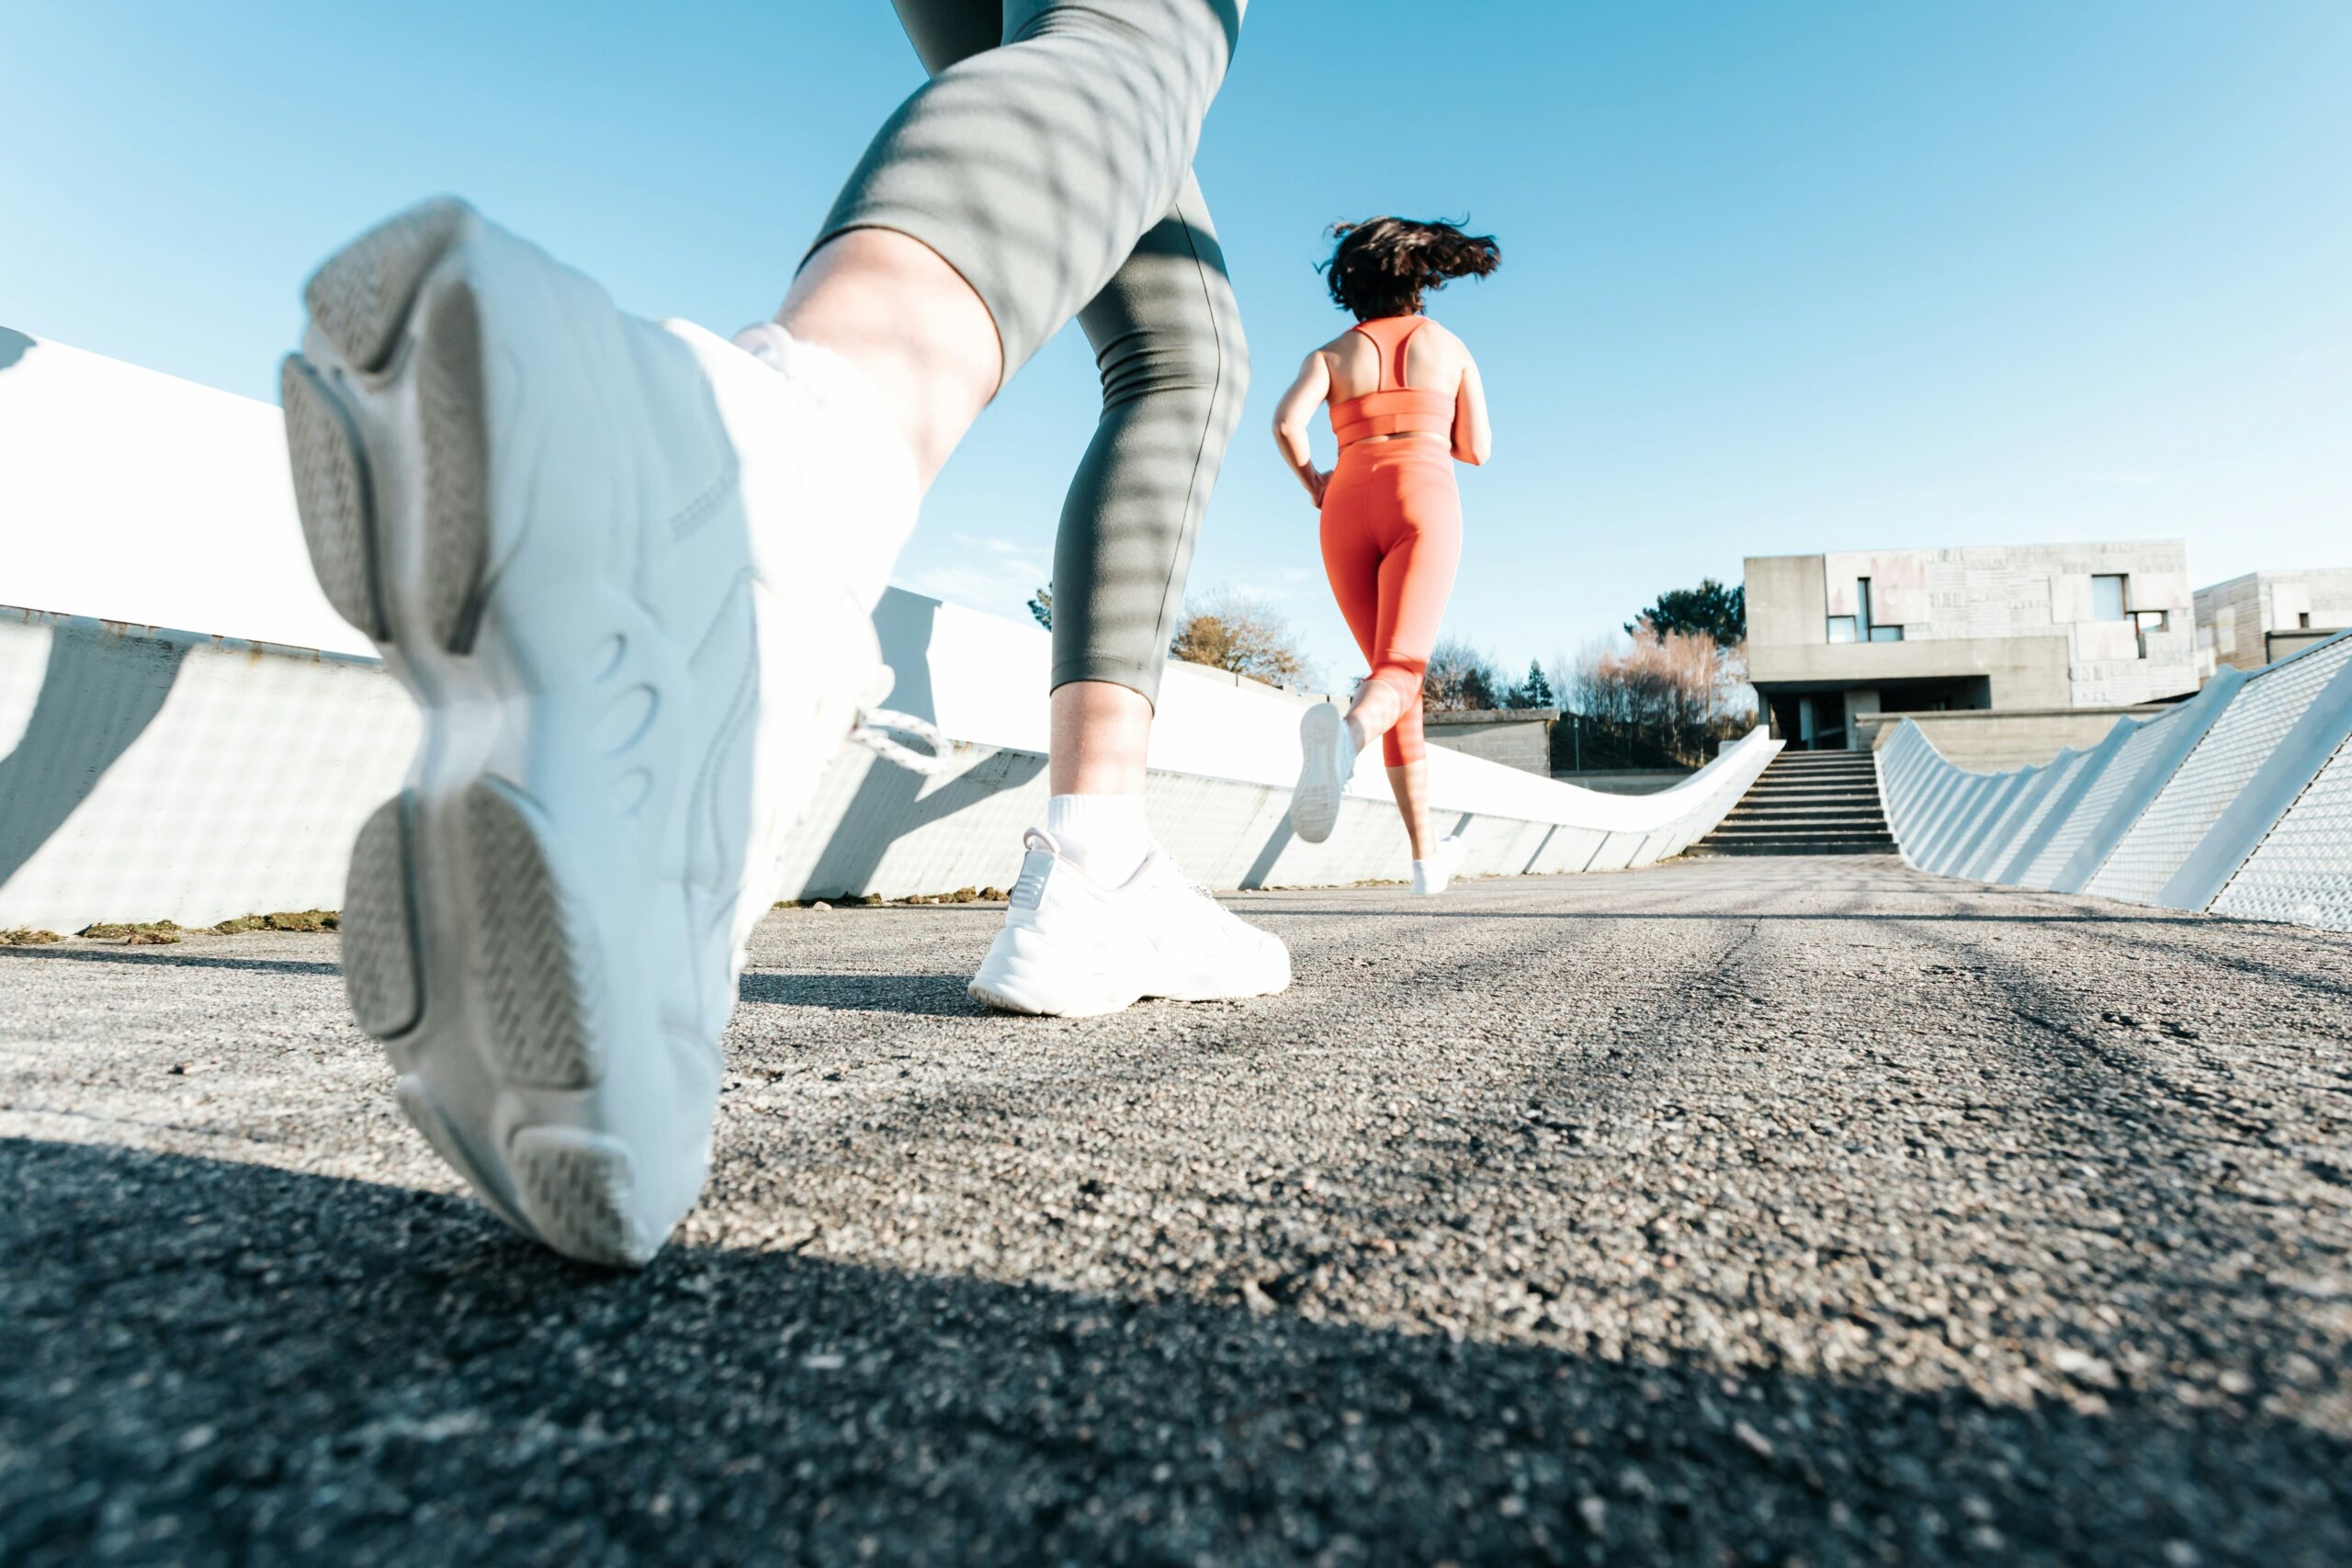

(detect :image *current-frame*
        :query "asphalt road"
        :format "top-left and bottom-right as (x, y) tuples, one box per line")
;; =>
(3, 856), (2349, 1566)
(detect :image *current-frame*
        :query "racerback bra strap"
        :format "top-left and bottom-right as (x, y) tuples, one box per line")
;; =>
(1350, 315), (1429, 392)
(1330, 317), (1451, 448)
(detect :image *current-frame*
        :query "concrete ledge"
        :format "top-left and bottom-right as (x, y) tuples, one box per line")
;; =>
(0, 599), (1779, 930)
(1550, 769), (1694, 796)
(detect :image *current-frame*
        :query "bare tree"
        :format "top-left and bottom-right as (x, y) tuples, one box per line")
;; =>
(1170, 589), (1312, 687)
(1422, 637), (1502, 711)
(1561, 618), (1754, 768)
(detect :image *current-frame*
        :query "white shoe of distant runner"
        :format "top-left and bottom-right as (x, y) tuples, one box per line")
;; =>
(1290, 700), (1355, 843)
(968, 830), (1291, 1017)
(280, 197), (935, 1265)
(1411, 835), (1467, 897)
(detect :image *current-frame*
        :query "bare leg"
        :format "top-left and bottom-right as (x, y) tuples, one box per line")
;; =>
(1050, 680), (1152, 795)
(1342, 680), (1404, 754)
(1385, 761), (1432, 860)
(777, 231), (1000, 491)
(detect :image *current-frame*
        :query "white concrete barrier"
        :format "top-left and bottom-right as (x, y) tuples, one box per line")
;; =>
(0, 600), (1776, 930)
(1877, 630), (2352, 931)
(0, 332), (1776, 929)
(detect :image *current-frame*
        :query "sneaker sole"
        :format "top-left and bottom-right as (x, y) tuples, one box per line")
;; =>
(1290, 704), (1347, 844)
(285, 199), (732, 1267)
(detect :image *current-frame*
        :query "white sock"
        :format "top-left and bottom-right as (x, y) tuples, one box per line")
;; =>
(1411, 836), (1463, 897)
(728, 321), (919, 612)
(1045, 794), (1150, 886)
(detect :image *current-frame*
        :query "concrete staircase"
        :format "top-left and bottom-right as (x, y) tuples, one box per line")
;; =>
(1687, 749), (1897, 857)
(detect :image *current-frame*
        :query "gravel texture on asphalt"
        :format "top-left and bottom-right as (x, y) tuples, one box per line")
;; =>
(2, 855), (2348, 1566)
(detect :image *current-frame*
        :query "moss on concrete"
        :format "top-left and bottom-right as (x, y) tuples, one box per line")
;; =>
(250, 909), (338, 933)
(81, 920), (185, 945)
(65, 910), (342, 943)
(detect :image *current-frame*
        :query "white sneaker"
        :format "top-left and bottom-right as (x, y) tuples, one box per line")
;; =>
(1290, 701), (1356, 843)
(1411, 835), (1467, 897)
(280, 198), (922, 1265)
(968, 830), (1291, 1017)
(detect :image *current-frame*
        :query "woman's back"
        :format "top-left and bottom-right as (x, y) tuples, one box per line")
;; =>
(1320, 314), (1470, 407)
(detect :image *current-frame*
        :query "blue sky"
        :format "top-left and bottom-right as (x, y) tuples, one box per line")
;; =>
(6, 1), (2346, 685)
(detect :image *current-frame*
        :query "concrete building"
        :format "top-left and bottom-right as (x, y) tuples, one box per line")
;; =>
(1747, 542), (2197, 752)
(2195, 570), (2352, 675)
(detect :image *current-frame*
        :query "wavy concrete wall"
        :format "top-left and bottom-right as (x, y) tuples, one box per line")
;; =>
(1878, 629), (2352, 931)
(0, 603), (1777, 930)
(0, 333), (1775, 929)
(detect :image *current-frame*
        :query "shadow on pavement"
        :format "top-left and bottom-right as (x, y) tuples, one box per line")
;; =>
(0, 947), (342, 978)
(5, 1137), (2345, 1567)
(738, 971), (986, 1017)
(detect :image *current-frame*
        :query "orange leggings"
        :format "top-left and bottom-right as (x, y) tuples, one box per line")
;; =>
(1318, 438), (1463, 766)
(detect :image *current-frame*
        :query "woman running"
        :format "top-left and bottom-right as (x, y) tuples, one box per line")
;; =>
(1272, 217), (1498, 894)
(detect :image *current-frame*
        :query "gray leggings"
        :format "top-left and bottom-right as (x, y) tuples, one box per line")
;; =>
(817, 0), (1250, 705)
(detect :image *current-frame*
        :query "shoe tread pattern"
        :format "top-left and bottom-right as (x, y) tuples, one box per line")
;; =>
(509, 1126), (649, 1266)
(465, 781), (602, 1091)
(343, 795), (422, 1038)
(303, 197), (468, 372)
(280, 355), (388, 641)
(417, 284), (492, 654)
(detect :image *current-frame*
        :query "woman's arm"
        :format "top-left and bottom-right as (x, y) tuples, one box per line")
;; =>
(1450, 353), (1493, 467)
(1272, 350), (1333, 504)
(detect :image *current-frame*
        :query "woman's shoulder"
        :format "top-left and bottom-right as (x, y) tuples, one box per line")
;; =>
(1409, 316), (1468, 352)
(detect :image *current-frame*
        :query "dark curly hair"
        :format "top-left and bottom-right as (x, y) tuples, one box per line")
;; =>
(1322, 216), (1500, 320)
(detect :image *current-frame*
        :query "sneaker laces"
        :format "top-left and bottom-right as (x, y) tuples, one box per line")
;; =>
(850, 707), (951, 775)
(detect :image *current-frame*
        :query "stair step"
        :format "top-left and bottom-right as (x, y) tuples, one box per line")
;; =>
(1725, 806), (1888, 818)
(1706, 831), (1894, 845)
(1690, 745), (1894, 858)
(1684, 841), (1900, 857)
(1702, 825), (1895, 839)
(1720, 807), (1884, 818)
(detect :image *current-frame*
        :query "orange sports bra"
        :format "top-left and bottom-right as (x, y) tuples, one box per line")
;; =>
(1329, 315), (1453, 447)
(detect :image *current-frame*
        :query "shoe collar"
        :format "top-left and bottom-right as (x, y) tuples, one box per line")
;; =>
(1017, 828), (1182, 897)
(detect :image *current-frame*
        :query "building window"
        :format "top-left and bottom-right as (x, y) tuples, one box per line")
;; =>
(2092, 574), (2129, 622)
(1848, 576), (1905, 644)
(2133, 607), (2168, 660)
(2301, 612), (2313, 628)
(1826, 615), (1858, 643)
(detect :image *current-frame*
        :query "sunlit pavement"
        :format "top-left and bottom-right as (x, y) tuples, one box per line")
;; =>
(5, 856), (2348, 1564)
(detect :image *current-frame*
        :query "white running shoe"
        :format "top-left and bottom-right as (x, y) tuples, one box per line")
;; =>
(280, 197), (924, 1266)
(1290, 700), (1356, 843)
(1411, 835), (1468, 897)
(968, 830), (1291, 1017)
